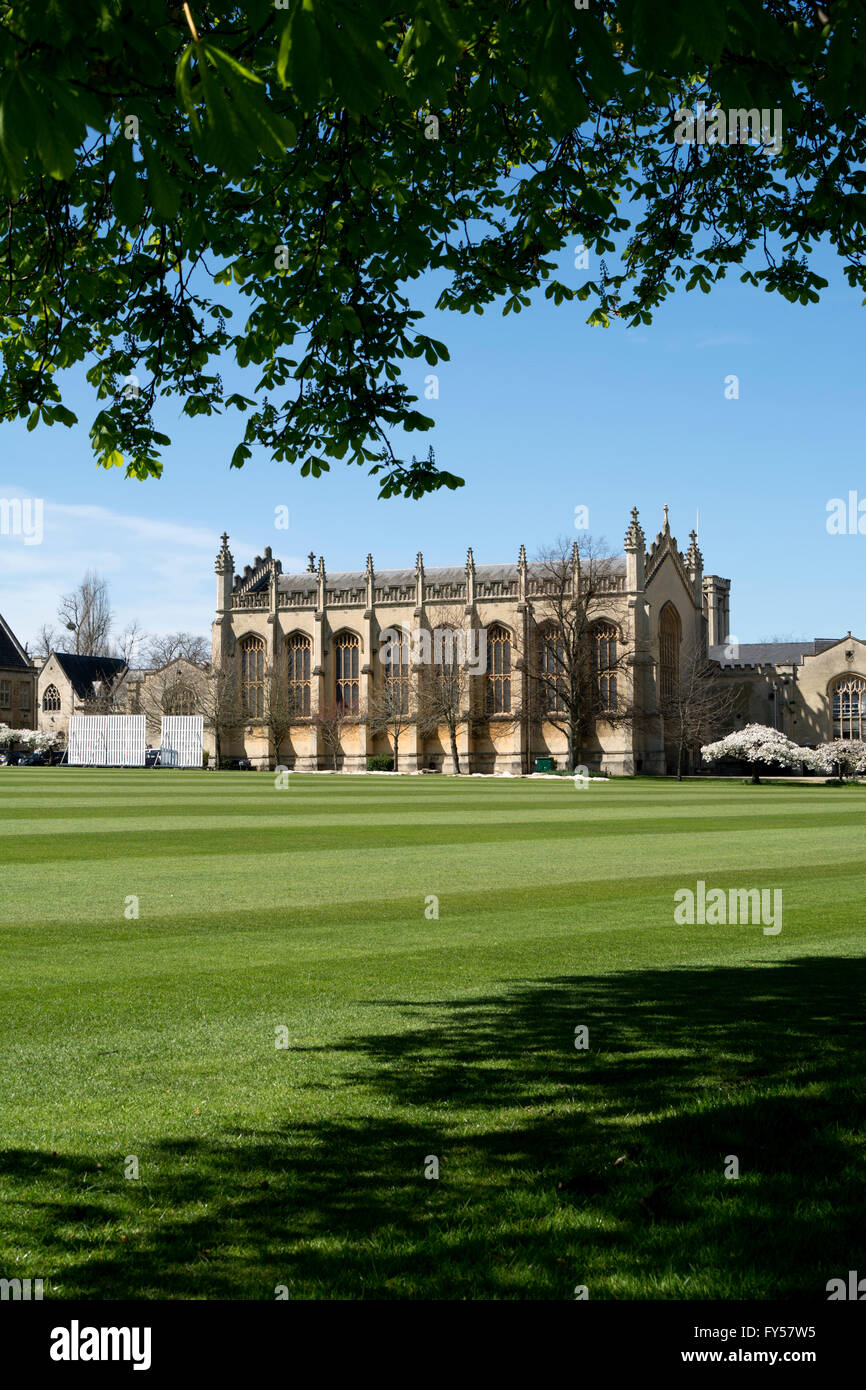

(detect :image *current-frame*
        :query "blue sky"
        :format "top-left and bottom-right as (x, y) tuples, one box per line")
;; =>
(0, 236), (862, 653)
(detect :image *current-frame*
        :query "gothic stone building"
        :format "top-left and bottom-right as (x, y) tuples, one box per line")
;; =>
(709, 636), (866, 748)
(0, 611), (37, 730)
(211, 506), (736, 774)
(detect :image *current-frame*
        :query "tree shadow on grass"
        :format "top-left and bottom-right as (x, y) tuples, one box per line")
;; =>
(2, 957), (865, 1299)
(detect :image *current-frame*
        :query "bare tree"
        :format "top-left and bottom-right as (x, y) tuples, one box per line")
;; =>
(415, 606), (475, 774)
(311, 701), (359, 771)
(145, 632), (210, 669)
(79, 673), (125, 714)
(58, 570), (113, 655)
(263, 665), (297, 768)
(117, 619), (148, 667)
(200, 651), (241, 768)
(523, 537), (633, 771)
(367, 661), (416, 771)
(139, 660), (204, 730)
(32, 623), (63, 661)
(661, 642), (741, 780)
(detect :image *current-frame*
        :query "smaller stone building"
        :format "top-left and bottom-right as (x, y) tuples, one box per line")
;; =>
(38, 651), (210, 749)
(38, 652), (128, 741)
(0, 611), (37, 729)
(710, 635), (866, 747)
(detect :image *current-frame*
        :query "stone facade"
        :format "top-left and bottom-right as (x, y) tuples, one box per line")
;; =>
(37, 652), (128, 741)
(212, 505), (732, 774)
(0, 611), (37, 729)
(37, 653), (209, 748)
(710, 635), (866, 748)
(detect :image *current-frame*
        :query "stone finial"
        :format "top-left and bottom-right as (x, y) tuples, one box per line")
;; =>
(317, 555), (326, 578)
(466, 546), (475, 571)
(366, 552), (374, 576)
(215, 532), (234, 574)
(518, 543), (527, 567)
(414, 551), (425, 610)
(306, 551), (316, 572)
(685, 528), (703, 570)
(624, 506), (645, 551)
(663, 503), (670, 533)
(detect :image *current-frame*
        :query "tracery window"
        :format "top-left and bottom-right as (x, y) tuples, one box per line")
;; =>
(486, 626), (511, 714)
(659, 605), (681, 705)
(335, 632), (360, 713)
(383, 628), (410, 715)
(832, 675), (866, 739)
(538, 627), (567, 714)
(240, 635), (266, 718)
(287, 634), (312, 717)
(592, 623), (618, 711)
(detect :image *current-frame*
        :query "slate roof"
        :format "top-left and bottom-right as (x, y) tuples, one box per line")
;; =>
(52, 653), (128, 698)
(276, 560), (626, 592)
(0, 613), (32, 670)
(710, 638), (843, 669)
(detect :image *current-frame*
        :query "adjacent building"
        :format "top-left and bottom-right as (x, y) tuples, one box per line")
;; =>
(0, 612), (37, 729)
(38, 653), (128, 741)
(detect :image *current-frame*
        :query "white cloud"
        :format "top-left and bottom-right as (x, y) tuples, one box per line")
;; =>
(0, 497), (302, 651)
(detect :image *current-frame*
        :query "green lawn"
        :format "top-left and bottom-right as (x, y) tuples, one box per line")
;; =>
(1, 769), (864, 1300)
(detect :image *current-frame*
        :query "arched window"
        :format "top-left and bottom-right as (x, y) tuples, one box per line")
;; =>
(832, 675), (866, 739)
(43, 683), (61, 712)
(334, 632), (360, 713)
(592, 623), (618, 711)
(538, 626), (567, 714)
(239, 635), (266, 718)
(486, 626), (512, 714)
(383, 628), (410, 715)
(165, 684), (197, 716)
(659, 605), (681, 705)
(287, 633), (312, 717)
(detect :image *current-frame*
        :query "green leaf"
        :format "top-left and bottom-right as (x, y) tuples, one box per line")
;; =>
(277, 2), (323, 110)
(141, 141), (181, 221)
(110, 140), (144, 229)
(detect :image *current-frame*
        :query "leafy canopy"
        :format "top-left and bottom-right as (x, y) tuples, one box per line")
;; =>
(1, 1), (864, 495)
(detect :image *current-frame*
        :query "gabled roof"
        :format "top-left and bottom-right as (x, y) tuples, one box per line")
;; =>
(275, 560), (627, 594)
(710, 638), (844, 669)
(51, 652), (128, 698)
(0, 613), (33, 670)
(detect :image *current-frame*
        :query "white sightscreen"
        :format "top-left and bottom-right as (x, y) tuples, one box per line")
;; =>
(160, 715), (204, 768)
(68, 715), (146, 766)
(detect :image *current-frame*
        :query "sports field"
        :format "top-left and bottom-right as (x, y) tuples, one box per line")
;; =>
(1, 769), (864, 1300)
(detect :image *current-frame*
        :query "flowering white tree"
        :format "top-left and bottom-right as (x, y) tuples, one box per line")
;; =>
(701, 724), (818, 784)
(812, 739), (866, 780)
(0, 727), (62, 757)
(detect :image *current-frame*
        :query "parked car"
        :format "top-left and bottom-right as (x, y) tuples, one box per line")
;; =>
(145, 749), (161, 767)
(16, 752), (48, 766)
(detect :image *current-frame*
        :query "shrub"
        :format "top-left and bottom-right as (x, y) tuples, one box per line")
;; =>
(367, 755), (394, 772)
